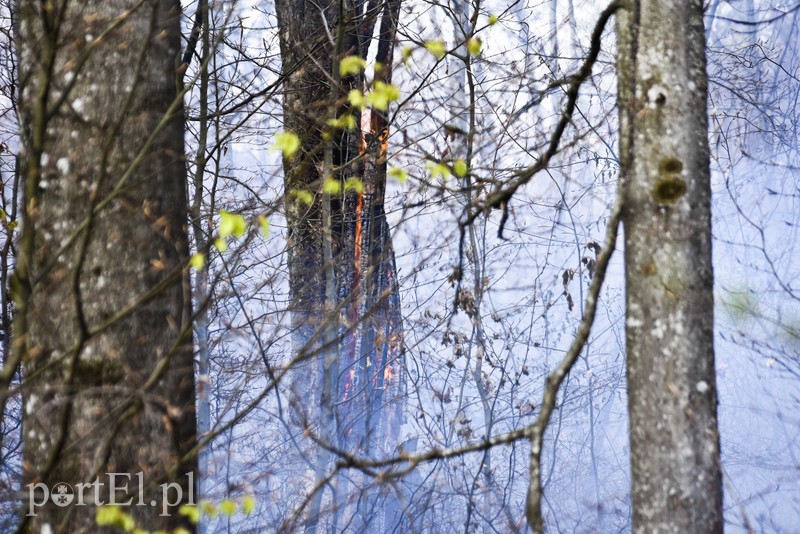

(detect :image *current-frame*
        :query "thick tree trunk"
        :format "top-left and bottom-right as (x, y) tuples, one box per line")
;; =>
(17, 1), (196, 531)
(275, 0), (405, 530)
(617, 0), (723, 531)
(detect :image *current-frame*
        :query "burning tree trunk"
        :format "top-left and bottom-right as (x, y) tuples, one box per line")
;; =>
(617, 0), (724, 531)
(274, 0), (405, 530)
(16, 1), (197, 531)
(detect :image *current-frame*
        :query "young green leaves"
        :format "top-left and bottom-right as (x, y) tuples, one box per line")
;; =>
(176, 495), (256, 527)
(214, 210), (247, 252)
(219, 210), (247, 239)
(426, 161), (451, 180)
(453, 159), (468, 177)
(95, 506), (135, 531)
(190, 253), (205, 271)
(326, 114), (356, 130)
(425, 159), (469, 180)
(388, 167), (409, 183)
(272, 131), (300, 157)
(466, 38), (482, 57)
(348, 82), (401, 112)
(425, 40), (447, 59)
(345, 177), (364, 193)
(322, 178), (341, 195)
(291, 189), (314, 206)
(339, 55), (367, 76)
(187, 211), (271, 263)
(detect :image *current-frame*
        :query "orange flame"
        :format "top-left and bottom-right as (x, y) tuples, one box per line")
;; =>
(384, 365), (394, 383)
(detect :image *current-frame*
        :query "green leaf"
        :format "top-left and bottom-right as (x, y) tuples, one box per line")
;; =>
(241, 495), (256, 514)
(213, 237), (228, 252)
(219, 499), (237, 516)
(388, 167), (409, 183)
(340, 55), (367, 76)
(121, 512), (136, 530)
(189, 253), (205, 270)
(488, 14), (499, 25)
(219, 210), (247, 238)
(96, 506), (135, 531)
(380, 82), (401, 101)
(179, 504), (200, 525)
(425, 40), (447, 59)
(327, 114), (356, 130)
(344, 177), (364, 193)
(96, 506), (122, 526)
(401, 46), (413, 65)
(366, 82), (401, 111)
(258, 215), (270, 237)
(273, 131), (301, 157)
(426, 160), (451, 180)
(453, 159), (468, 177)
(348, 89), (366, 110)
(466, 38), (482, 56)
(322, 178), (342, 194)
(291, 189), (314, 205)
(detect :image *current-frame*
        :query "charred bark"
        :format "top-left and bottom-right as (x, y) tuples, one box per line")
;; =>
(275, 0), (405, 529)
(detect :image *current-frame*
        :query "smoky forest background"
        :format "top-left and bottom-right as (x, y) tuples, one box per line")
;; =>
(0, 0), (799, 532)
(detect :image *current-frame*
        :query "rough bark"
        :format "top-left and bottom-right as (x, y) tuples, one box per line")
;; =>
(275, 0), (405, 530)
(276, 0), (337, 350)
(17, 1), (197, 531)
(617, 0), (724, 531)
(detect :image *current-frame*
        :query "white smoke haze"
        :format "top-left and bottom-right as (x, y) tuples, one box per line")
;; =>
(1, 0), (798, 532)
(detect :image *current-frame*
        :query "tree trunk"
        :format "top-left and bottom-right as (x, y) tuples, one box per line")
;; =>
(274, 0), (405, 529)
(617, 0), (723, 531)
(17, 1), (196, 531)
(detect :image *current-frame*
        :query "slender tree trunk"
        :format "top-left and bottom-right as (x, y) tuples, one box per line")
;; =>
(17, 1), (196, 531)
(617, 1), (723, 531)
(185, 3), (212, 531)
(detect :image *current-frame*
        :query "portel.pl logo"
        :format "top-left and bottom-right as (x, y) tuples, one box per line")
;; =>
(26, 472), (195, 517)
